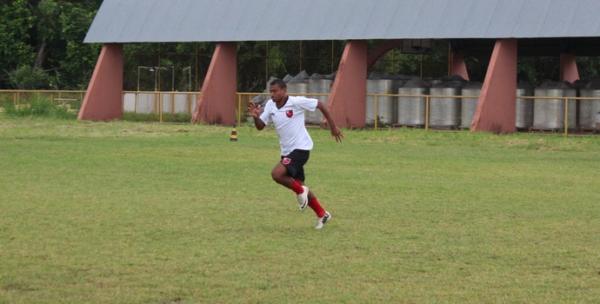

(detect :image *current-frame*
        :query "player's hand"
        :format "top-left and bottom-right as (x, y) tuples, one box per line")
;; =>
(247, 102), (261, 118)
(331, 126), (343, 143)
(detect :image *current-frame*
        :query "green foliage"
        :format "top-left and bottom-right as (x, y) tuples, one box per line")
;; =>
(8, 65), (55, 89)
(1, 0), (600, 91)
(3, 95), (76, 119)
(0, 0), (34, 85)
(0, 0), (101, 89)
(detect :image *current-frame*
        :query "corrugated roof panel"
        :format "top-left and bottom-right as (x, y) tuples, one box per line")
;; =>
(411, 0), (446, 39)
(344, 1), (376, 39)
(385, 0), (428, 39)
(460, 0), (497, 38)
(287, 0), (315, 40)
(486, 0), (523, 38)
(302, 0), (335, 40)
(362, 0), (399, 40)
(569, 0), (600, 37)
(540, 0), (575, 38)
(233, 0), (266, 40)
(129, 0), (162, 42)
(84, 0), (600, 43)
(216, 0), (246, 41)
(435, 0), (473, 38)
(513, 0), (550, 38)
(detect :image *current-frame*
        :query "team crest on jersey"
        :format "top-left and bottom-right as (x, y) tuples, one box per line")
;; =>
(282, 157), (292, 165)
(286, 110), (293, 118)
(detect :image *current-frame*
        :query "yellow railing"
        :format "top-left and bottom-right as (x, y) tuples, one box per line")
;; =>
(2, 89), (598, 136)
(0, 89), (86, 106)
(122, 91), (200, 123)
(364, 93), (598, 137)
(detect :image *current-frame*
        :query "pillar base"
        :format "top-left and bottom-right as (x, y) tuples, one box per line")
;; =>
(328, 41), (368, 128)
(78, 44), (123, 121)
(192, 42), (237, 125)
(471, 39), (517, 134)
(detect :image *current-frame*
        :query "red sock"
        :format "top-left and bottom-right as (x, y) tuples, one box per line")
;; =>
(290, 179), (304, 195)
(308, 196), (326, 218)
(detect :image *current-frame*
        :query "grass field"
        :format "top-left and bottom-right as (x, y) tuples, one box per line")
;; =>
(1, 114), (600, 303)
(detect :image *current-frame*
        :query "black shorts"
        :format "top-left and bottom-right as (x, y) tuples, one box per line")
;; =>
(281, 149), (310, 182)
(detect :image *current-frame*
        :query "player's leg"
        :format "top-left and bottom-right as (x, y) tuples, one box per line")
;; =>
(271, 162), (304, 194)
(295, 166), (326, 218)
(306, 191), (326, 218)
(271, 162), (309, 210)
(299, 165), (331, 229)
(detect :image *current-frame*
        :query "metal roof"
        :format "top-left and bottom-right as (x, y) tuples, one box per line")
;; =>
(85, 0), (600, 43)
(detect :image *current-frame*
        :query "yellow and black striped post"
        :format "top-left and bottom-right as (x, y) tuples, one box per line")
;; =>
(229, 126), (238, 142)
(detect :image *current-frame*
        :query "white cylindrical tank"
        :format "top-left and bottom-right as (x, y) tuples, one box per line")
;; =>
(397, 79), (430, 127)
(460, 82), (482, 129)
(516, 82), (534, 129)
(533, 81), (576, 130)
(307, 74), (332, 125)
(429, 79), (463, 128)
(579, 79), (600, 130)
(366, 78), (399, 125)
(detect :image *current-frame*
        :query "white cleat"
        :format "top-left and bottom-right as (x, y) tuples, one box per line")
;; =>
(315, 211), (332, 230)
(296, 186), (309, 211)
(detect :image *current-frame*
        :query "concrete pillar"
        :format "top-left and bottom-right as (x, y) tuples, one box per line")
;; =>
(560, 53), (580, 83)
(78, 44), (123, 121)
(328, 41), (368, 128)
(471, 39), (518, 134)
(192, 42), (237, 125)
(449, 51), (470, 81)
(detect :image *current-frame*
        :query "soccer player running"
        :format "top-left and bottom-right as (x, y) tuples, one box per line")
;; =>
(248, 79), (343, 229)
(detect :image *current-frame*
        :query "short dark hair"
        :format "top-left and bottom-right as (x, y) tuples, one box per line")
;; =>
(270, 79), (287, 89)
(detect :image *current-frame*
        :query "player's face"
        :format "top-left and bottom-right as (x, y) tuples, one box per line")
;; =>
(269, 84), (287, 102)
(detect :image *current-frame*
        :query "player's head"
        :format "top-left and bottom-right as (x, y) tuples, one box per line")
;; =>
(269, 79), (287, 102)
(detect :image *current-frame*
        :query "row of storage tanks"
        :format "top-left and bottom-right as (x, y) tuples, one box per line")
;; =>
(123, 93), (198, 114)
(276, 71), (600, 130)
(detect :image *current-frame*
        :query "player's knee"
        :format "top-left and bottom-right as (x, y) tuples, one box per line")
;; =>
(271, 169), (282, 182)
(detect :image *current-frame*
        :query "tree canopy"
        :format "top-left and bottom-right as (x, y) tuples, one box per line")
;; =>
(1, 1), (599, 91)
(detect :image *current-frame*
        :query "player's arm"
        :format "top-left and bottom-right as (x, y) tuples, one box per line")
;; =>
(248, 102), (266, 130)
(316, 101), (343, 143)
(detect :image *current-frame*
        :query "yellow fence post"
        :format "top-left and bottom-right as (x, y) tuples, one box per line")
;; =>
(564, 97), (569, 137)
(377, 94), (380, 130)
(171, 92), (175, 115)
(237, 94), (242, 127)
(425, 95), (430, 131)
(188, 93), (192, 114)
(159, 93), (163, 123)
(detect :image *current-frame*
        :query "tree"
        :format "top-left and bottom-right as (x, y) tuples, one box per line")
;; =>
(0, 0), (34, 86)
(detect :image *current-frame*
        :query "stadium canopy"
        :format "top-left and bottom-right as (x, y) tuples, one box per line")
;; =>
(85, 0), (600, 43)
(79, 0), (600, 133)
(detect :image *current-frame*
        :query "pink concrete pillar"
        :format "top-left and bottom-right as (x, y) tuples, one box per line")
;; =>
(560, 53), (580, 83)
(449, 51), (470, 81)
(328, 41), (368, 128)
(471, 39), (517, 134)
(192, 42), (237, 125)
(78, 44), (123, 121)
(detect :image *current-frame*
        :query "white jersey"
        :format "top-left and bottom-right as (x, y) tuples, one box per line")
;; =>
(259, 96), (319, 156)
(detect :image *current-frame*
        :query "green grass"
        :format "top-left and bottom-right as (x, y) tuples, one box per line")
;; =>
(2, 97), (78, 120)
(1, 114), (600, 303)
